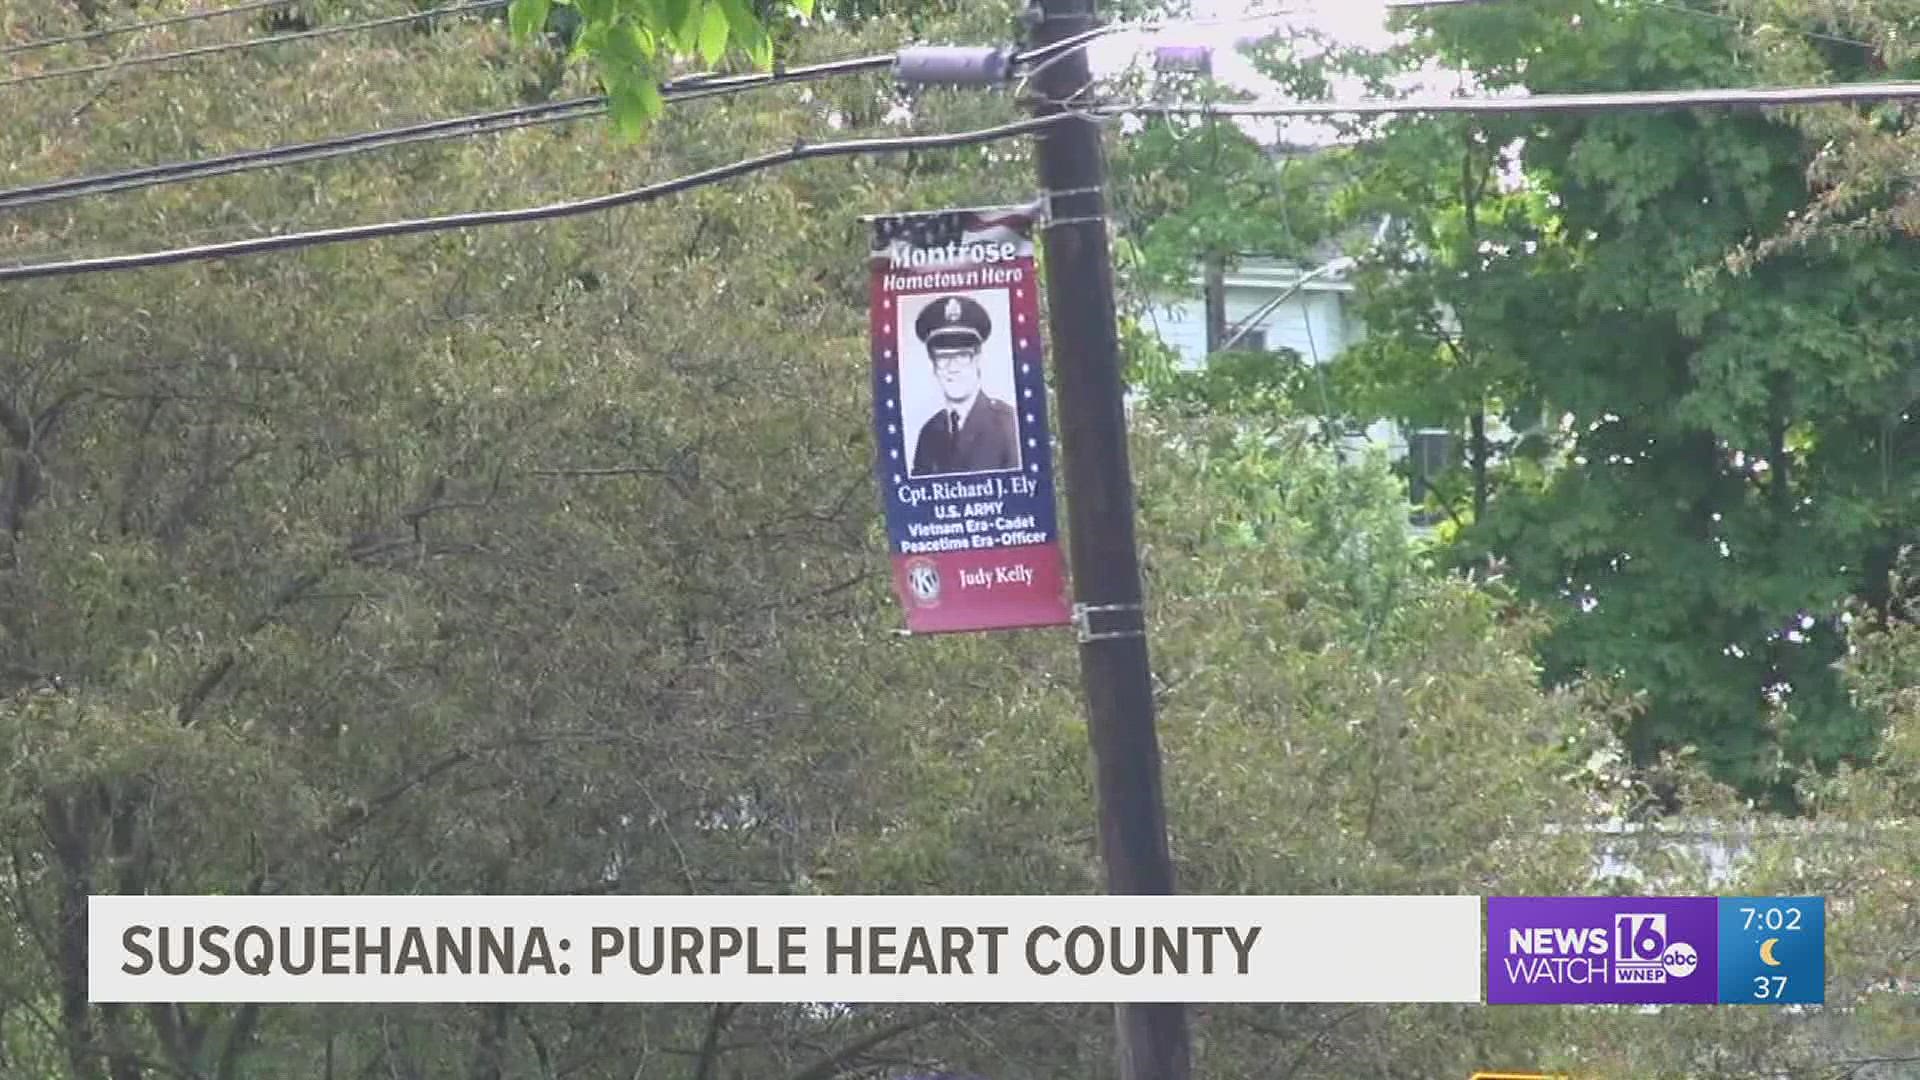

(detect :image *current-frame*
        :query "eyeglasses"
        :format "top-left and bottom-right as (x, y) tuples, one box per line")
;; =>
(929, 350), (979, 370)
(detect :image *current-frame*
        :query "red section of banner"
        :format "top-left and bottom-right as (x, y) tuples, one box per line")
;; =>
(890, 544), (1071, 634)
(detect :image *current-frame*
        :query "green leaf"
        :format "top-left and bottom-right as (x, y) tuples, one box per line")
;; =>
(567, 20), (606, 60)
(696, 2), (729, 65)
(507, 0), (551, 38)
(602, 18), (655, 67)
(788, 0), (814, 17)
(607, 76), (663, 139)
(718, 0), (769, 67)
(660, 0), (694, 49)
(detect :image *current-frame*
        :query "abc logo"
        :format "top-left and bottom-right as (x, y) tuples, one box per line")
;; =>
(1661, 941), (1699, 978)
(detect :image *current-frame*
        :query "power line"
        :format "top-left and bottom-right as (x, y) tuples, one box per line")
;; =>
(0, 98), (600, 209)
(1106, 80), (1920, 117)
(0, 0), (507, 89)
(1, 30), (1148, 210)
(0, 0), (1113, 93)
(2, 0), (304, 57)
(1384, 0), (1876, 51)
(0, 113), (1079, 282)
(0, 13), (1279, 210)
(12, 74), (1920, 274)
(0, 51), (896, 210)
(1642, 0), (1874, 50)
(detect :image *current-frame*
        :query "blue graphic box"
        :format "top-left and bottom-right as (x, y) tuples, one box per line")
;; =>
(1717, 897), (1824, 1005)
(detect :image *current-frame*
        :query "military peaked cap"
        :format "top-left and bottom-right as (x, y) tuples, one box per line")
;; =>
(915, 294), (992, 350)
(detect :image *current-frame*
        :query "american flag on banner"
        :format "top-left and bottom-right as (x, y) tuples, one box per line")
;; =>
(868, 204), (1043, 264)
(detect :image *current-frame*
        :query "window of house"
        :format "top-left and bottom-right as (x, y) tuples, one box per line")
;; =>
(1408, 428), (1457, 504)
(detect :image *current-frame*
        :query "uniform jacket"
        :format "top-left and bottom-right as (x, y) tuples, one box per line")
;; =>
(911, 393), (1020, 476)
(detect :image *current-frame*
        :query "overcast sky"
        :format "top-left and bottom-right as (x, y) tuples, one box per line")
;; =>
(1087, 0), (1414, 143)
(1088, 0), (1400, 75)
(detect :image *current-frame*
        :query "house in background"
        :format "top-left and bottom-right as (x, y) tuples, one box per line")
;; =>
(1144, 253), (1462, 522)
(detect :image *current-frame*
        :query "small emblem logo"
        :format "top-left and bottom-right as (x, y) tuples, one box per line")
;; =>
(944, 297), (962, 322)
(905, 559), (941, 606)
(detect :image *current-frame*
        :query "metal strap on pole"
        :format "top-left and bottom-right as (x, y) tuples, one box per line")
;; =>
(1074, 602), (1146, 642)
(1043, 183), (1109, 229)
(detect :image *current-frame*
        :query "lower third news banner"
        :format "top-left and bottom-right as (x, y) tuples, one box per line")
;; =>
(868, 205), (1072, 633)
(89, 895), (1479, 1003)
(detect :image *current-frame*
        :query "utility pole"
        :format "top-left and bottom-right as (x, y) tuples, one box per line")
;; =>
(1203, 253), (1227, 354)
(1024, 1), (1192, 1078)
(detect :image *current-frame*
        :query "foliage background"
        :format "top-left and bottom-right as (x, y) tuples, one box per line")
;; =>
(0, 1), (1913, 1077)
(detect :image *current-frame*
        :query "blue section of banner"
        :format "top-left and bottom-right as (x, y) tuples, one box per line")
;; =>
(1716, 897), (1824, 1004)
(872, 335), (1062, 554)
(869, 275), (1060, 553)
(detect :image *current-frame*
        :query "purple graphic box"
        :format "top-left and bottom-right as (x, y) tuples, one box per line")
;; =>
(1488, 897), (1720, 1004)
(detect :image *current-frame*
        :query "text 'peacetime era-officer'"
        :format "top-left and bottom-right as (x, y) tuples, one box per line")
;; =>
(910, 295), (1021, 477)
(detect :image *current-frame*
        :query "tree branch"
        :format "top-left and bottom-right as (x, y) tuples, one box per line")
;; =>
(0, 397), (29, 448)
(516, 1011), (555, 1080)
(176, 568), (326, 727)
(780, 1014), (943, 1080)
(321, 747), (476, 846)
(213, 1005), (262, 1080)
(693, 1004), (740, 1080)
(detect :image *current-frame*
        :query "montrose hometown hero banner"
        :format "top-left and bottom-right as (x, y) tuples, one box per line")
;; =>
(869, 206), (1071, 633)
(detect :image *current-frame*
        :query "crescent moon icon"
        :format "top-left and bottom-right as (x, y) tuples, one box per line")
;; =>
(1760, 938), (1782, 966)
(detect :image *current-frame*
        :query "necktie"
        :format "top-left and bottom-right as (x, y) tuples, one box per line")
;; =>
(948, 410), (959, 439)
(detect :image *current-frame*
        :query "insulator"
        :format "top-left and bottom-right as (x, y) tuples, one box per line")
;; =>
(1153, 45), (1213, 75)
(895, 46), (1014, 86)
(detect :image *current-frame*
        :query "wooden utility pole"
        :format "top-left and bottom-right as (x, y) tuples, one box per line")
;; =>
(1024, 0), (1192, 1078)
(1204, 253), (1228, 354)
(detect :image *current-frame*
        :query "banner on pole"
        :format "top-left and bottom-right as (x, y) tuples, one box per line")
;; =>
(868, 205), (1071, 634)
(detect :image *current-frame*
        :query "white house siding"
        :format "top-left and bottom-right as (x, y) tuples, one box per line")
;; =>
(1147, 279), (1354, 371)
(1145, 262), (1407, 462)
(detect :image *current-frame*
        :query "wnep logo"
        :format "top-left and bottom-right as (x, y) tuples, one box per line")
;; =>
(1487, 897), (1719, 1005)
(1612, 913), (1699, 985)
(1502, 923), (1611, 985)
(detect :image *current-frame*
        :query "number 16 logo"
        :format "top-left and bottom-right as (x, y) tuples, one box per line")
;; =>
(1615, 913), (1668, 962)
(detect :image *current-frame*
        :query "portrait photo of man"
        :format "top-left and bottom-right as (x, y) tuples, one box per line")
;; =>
(905, 292), (1022, 478)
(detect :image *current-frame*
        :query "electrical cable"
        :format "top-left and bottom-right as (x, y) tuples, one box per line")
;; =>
(1385, 0), (1876, 51)
(0, 0), (507, 89)
(1641, 0), (1874, 50)
(0, 51), (895, 210)
(1, 0), (304, 56)
(9, 72), (1920, 279)
(1014, 8), (1295, 94)
(1014, 24), (1116, 73)
(7, 53), (1915, 218)
(0, 12), (1269, 211)
(0, 112), (1082, 282)
(1103, 80), (1920, 116)
(0, 97), (603, 209)
(1013, 7), (1297, 71)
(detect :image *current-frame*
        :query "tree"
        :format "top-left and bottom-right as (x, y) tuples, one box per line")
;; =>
(1307, 0), (1920, 804)
(2, 1), (1912, 1075)
(0, 5), (1047, 1074)
(1329, 114), (1562, 525)
(507, 0), (804, 135)
(1720, 0), (1920, 259)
